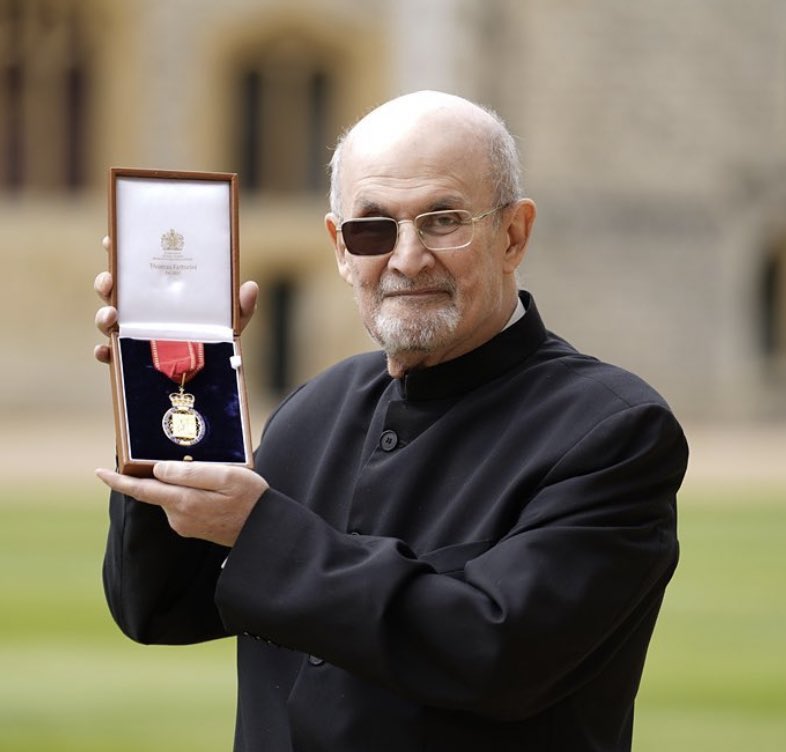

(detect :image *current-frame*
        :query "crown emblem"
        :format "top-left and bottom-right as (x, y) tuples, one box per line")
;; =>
(169, 391), (195, 410)
(161, 228), (185, 252)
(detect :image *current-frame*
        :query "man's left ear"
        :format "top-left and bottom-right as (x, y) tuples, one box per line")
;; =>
(502, 199), (536, 272)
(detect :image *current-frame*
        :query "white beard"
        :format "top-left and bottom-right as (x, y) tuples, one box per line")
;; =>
(371, 303), (460, 354)
(357, 271), (460, 356)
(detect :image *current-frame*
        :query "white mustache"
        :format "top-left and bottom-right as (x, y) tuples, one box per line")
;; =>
(379, 274), (456, 296)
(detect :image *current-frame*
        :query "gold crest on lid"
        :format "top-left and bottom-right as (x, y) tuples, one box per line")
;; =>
(161, 228), (185, 252)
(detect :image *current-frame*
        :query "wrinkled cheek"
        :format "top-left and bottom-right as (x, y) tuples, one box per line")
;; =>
(352, 284), (384, 336)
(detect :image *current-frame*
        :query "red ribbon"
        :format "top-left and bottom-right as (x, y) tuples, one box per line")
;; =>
(150, 340), (205, 384)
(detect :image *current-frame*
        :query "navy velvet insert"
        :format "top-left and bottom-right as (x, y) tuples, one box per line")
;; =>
(120, 338), (247, 463)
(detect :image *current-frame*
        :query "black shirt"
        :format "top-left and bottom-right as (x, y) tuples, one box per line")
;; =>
(105, 291), (688, 751)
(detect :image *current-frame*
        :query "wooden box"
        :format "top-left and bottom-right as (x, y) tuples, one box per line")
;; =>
(107, 168), (253, 476)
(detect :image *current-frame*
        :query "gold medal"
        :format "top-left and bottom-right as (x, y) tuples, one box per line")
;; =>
(151, 340), (207, 447)
(162, 387), (206, 446)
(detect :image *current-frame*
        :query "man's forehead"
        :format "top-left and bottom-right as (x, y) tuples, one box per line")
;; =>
(345, 95), (488, 158)
(341, 162), (487, 214)
(353, 190), (470, 215)
(342, 122), (489, 198)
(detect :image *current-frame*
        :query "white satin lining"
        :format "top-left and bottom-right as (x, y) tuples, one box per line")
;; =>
(116, 177), (233, 342)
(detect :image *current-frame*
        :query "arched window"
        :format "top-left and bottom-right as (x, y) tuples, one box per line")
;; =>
(265, 276), (297, 395)
(760, 238), (786, 366)
(234, 34), (336, 195)
(0, 0), (92, 192)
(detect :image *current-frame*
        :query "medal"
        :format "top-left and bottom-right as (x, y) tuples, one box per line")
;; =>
(150, 340), (207, 446)
(162, 382), (206, 446)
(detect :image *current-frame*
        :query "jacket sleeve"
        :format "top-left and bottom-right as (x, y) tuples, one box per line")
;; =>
(103, 490), (230, 645)
(215, 402), (687, 719)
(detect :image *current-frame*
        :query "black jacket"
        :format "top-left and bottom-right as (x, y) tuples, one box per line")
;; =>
(104, 291), (688, 751)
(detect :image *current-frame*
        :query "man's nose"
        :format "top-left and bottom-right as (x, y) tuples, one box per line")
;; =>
(387, 221), (435, 277)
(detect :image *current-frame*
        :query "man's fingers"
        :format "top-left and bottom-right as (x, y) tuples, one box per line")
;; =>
(152, 461), (269, 503)
(102, 235), (110, 251)
(238, 280), (259, 333)
(154, 461), (240, 493)
(94, 344), (111, 364)
(93, 305), (115, 362)
(94, 270), (113, 303)
(95, 468), (177, 508)
(95, 305), (117, 337)
(94, 242), (115, 363)
(153, 462), (267, 500)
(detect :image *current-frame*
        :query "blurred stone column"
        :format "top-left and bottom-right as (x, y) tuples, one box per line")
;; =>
(389, 0), (510, 103)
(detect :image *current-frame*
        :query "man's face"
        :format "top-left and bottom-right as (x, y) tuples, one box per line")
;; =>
(328, 117), (528, 374)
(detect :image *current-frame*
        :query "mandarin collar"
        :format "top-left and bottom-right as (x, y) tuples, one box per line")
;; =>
(398, 291), (546, 402)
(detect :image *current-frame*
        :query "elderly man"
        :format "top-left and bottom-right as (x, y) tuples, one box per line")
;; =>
(95, 91), (687, 752)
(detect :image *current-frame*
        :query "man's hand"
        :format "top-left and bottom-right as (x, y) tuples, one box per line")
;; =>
(93, 236), (260, 363)
(96, 462), (268, 547)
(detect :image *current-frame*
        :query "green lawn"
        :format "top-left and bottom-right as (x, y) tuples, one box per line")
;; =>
(634, 486), (786, 751)
(1, 482), (784, 751)
(0, 483), (235, 752)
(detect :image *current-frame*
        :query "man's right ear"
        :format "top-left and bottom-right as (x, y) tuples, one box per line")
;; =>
(325, 213), (354, 285)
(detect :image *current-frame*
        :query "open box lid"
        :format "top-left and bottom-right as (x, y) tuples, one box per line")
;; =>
(109, 168), (240, 342)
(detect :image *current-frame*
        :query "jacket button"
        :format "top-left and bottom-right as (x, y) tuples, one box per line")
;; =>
(379, 430), (398, 451)
(308, 654), (325, 666)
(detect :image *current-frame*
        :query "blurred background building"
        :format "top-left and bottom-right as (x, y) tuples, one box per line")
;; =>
(3, 6), (783, 748)
(1, 0), (785, 453)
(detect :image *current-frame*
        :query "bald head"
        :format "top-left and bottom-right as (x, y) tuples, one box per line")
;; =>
(329, 91), (523, 216)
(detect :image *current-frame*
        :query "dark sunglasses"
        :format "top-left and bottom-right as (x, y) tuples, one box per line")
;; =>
(338, 206), (508, 256)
